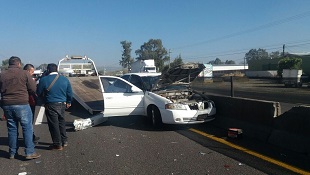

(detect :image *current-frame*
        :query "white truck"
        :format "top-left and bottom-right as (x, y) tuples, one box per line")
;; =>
(131, 59), (156, 73)
(58, 55), (99, 77)
(282, 69), (303, 87)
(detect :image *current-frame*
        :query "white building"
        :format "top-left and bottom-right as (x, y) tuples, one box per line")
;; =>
(212, 64), (248, 77)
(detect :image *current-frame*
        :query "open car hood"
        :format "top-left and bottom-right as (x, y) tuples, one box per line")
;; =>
(152, 63), (205, 90)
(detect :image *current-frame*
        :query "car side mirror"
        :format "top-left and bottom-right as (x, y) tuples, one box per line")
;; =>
(131, 86), (142, 93)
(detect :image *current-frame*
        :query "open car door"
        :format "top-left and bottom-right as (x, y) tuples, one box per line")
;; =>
(99, 76), (145, 117)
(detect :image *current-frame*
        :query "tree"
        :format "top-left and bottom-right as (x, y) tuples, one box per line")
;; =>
(161, 54), (183, 73)
(208, 58), (223, 65)
(269, 51), (281, 59)
(2, 59), (9, 66)
(225, 60), (235, 64)
(120, 41), (134, 70)
(1, 59), (26, 70)
(278, 57), (302, 76)
(37, 64), (48, 71)
(1, 59), (9, 70)
(244, 48), (269, 63)
(135, 39), (169, 71)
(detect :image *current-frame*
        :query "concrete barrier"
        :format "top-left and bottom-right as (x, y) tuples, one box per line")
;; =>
(268, 105), (310, 154)
(205, 94), (310, 155)
(205, 94), (280, 142)
(207, 95), (280, 125)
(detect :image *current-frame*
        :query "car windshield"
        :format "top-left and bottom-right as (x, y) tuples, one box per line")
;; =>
(121, 74), (161, 91)
(141, 76), (160, 90)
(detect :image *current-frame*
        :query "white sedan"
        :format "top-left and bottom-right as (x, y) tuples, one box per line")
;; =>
(99, 63), (216, 127)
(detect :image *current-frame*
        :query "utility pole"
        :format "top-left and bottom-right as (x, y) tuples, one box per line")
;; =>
(169, 49), (172, 68)
(127, 59), (130, 73)
(244, 57), (246, 70)
(282, 44), (285, 57)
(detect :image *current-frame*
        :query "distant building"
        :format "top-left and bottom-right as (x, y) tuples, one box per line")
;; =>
(212, 64), (248, 77)
(198, 64), (248, 78)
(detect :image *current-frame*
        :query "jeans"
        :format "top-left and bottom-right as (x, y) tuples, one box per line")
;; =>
(2, 104), (35, 156)
(45, 102), (67, 146)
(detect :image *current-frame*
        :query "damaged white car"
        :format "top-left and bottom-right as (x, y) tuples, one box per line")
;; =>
(99, 63), (216, 126)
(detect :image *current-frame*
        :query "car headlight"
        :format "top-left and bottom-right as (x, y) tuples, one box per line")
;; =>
(165, 103), (187, 110)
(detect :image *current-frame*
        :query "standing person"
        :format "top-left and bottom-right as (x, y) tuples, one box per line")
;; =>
(23, 64), (40, 143)
(37, 63), (72, 150)
(0, 56), (41, 160)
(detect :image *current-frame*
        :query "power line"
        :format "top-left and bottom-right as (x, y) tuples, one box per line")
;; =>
(172, 10), (310, 50)
(182, 39), (310, 61)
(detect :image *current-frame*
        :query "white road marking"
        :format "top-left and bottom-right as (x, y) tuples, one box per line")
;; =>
(35, 106), (45, 125)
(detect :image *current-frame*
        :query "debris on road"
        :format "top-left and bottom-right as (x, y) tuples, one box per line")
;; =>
(73, 113), (107, 131)
(228, 128), (243, 138)
(18, 172), (27, 175)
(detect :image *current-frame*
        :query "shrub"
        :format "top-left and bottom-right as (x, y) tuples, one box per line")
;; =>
(277, 57), (302, 76)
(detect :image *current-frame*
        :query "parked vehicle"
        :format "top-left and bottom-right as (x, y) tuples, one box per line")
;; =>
(131, 59), (157, 73)
(282, 69), (303, 87)
(58, 55), (98, 77)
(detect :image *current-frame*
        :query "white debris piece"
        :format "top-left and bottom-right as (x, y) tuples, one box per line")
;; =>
(73, 118), (92, 131)
(73, 112), (107, 131)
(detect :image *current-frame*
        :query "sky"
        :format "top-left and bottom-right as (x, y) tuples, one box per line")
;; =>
(1, 0), (310, 70)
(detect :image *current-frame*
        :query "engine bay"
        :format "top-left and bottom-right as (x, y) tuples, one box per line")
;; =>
(154, 88), (211, 110)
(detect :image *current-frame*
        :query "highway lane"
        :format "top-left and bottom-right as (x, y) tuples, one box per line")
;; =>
(0, 101), (309, 175)
(0, 108), (266, 175)
(0, 78), (309, 174)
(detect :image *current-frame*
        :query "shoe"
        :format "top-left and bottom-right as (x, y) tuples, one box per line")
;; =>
(9, 153), (19, 159)
(25, 153), (41, 160)
(49, 145), (63, 151)
(62, 141), (68, 147)
(33, 136), (40, 142)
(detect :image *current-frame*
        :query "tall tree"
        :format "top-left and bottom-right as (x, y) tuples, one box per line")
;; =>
(135, 39), (169, 71)
(120, 40), (134, 69)
(208, 58), (223, 65)
(269, 51), (281, 59)
(37, 64), (48, 71)
(161, 54), (183, 73)
(225, 60), (236, 64)
(244, 48), (269, 63)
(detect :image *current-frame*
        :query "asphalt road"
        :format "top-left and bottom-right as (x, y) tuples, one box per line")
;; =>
(0, 78), (309, 175)
(0, 106), (269, 175)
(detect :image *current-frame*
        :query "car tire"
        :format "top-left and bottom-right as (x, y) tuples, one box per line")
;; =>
(149, 105), (163, 127)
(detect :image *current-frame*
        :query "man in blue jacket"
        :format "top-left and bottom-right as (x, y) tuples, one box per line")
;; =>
(37, 63), (73, 150)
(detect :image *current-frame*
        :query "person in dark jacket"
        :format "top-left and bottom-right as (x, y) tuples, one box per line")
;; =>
(23, 64), (40, 143)
(0, 56), (41, 160)
(36, 63), (73, 150)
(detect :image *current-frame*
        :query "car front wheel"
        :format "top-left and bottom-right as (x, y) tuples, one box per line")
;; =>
(149, 105), (163, 127)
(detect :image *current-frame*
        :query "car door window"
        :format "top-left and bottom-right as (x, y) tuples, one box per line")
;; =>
(101, 77), (131, 93)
